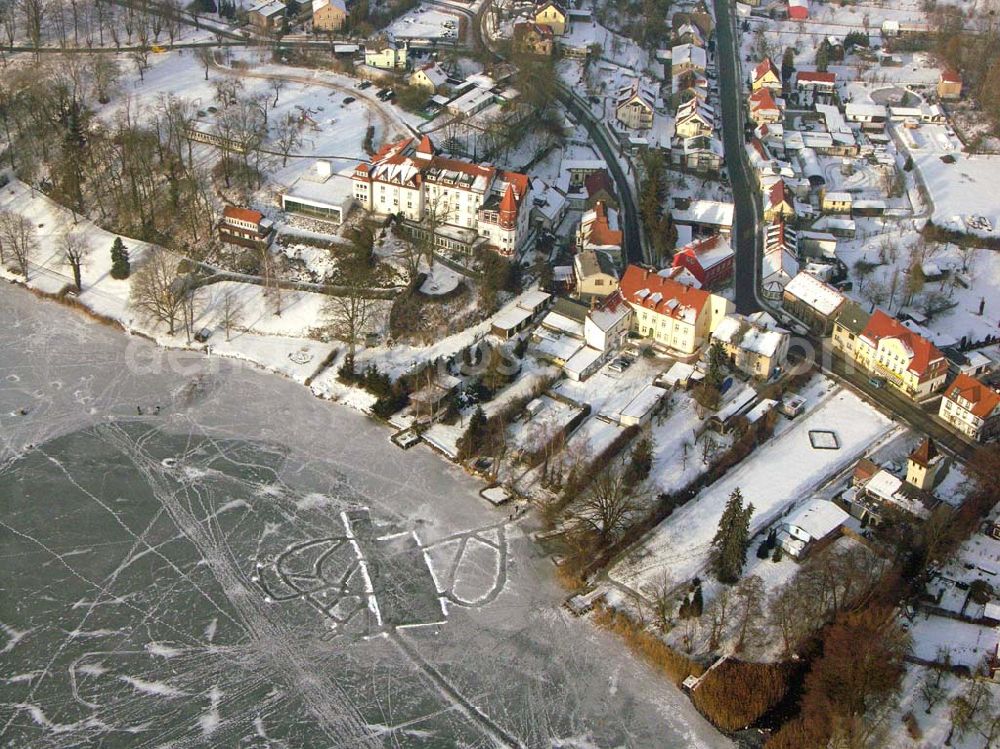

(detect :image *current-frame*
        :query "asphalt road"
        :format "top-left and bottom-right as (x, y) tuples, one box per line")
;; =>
(713, 0), (761, 314)
(473, 0), (644, 265)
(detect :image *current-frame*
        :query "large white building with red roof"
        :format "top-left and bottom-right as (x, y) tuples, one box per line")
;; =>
(352, 135), (532, 256)
(938, 373), (1000, 441)
(848, 309), (948, 399)
(671, 234), (734, 289)
(619, 265), (732, 355)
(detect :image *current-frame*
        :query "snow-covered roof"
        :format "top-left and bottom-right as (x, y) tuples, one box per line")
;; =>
(865, 469), (903, 503)
(712, 315), (788, 358)
(671, 200), (734, 227)
(782, 498), (849, 541)
(619, 384), (667, 421)
(563, 346), (604, 377)
(783, 272), (845, 316)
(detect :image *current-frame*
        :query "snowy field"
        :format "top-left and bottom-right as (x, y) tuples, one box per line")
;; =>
(388, 7), (461, 39)
(0, 285), (731, 748)
(610, 385), (897, 592)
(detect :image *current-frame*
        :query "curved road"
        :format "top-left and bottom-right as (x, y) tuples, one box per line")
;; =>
(474, 0), (645, 264)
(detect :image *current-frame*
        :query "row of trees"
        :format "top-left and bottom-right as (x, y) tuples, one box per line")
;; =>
(0, 0), (188, 55)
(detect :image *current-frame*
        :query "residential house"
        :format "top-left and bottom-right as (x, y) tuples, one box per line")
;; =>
(831, 301), (871, 360)
(409, 63), (450, 92)
(761, 220), (800, 300)
(671, 199), (734, 236)
(711, 313), (791, 379)
(788, 0), (809, 20)
(365, 34), (408, 70)
(782, 271), (846, 334)
(615, 82), (656, 130)
(672, 43), (707, 76)
(534, 1), (567, 35)
(939, 373), (1000, 442)
(763, 179), (795, 222)
(749, 87), (782, 124)
(845, 103), (888, 131)
(821, 190), (853, 214)
(513, 22), (555, 56)
(620, 265), (733, 355)
(795, 71), (837, 105)
(585, 290), (632, 353)
(312, 0), (347, 32)
(583, 171), (616, 209)
(846, 310), (949, 399)
(674, 98), (715, 138)
(248, 0), (286, 32)
(218, 205), (274, 249)
(576, 201), (623, 262)
(671, 234), (734, 289)
(573, 249), (620, 301)
(778, 499), (849, 559)
(671, 135), (722, 174)
(752, 58), (782, 92)
(352, 135), (531, 257)
(674, 21), (705, 47)
(937, 69), (962, 101)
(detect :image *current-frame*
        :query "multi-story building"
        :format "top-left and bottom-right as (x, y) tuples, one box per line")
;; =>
(533, 1), (567, 35)
(752, 58), (782, 92)
(218, 205), (274, 249)
(671, 234), (734, 289)
(620, 265), (733, 355)
(573, 249), (619, 301)
(939, 373), (1000, 441)
(675, 98), (715, 138)
(352, 135), (532, 257)
(312, 0), (347, 32)
(845, 310), (948, 400)
(781, 271), (845, 335)
(576, 201), (623, 261)
(748, 87), (782, 124)
(712, 313), (790, 380)
(513, 22), (555, 56)
(364, 33), (408, 69)
(615, 82), (656, 130)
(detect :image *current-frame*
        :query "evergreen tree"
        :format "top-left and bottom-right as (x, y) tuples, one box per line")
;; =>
(457, 406), (488, 460)
(781, 47), (796, 84)
(110, 237), (130, 280)
(705, 340), (728, 390)
(624, 435), (654, 487)
(691, 585), (704, 617)
(711, 488), (754, 584)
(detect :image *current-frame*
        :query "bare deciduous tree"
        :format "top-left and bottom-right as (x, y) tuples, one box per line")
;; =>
(62, 229), (90, 291)
(0, 209), (37, 278)
(220, 289), (242, 341)
(573, 465), (646, 546)
(733, 575), (765, 652)
(129, 248), (187, 335)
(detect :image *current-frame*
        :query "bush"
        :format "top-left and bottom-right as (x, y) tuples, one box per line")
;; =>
(591, 603), (703, 685)
(692, 660), (793, 732)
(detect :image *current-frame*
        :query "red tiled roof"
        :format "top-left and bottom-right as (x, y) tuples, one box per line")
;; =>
(223, 205), (264, 224)
(940, 68), (962, 84)
(502, 170), (530, 201)
(796, 71), (837, 85)
(619, 265), (710, 318)
(860, 310), (945, 377)
(944, 373), (1000, 418)
(415, 134), (434, 155)
(766, 180), (790, 209)
(676, 234), (734, 270)
(749, 87), (779, 111)
(754, 58), (778, 82)
(583, 201), (622, 247)
(909, 437), (938, 467)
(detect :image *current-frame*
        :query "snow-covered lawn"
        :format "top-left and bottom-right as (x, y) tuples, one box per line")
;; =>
(610, 385), (896, 591)
(907, 614), (1000, 670)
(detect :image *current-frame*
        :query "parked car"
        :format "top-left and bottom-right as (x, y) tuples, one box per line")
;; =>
(343, 96), (356, 105)
(868, 376), (886, 389)
(608, 357), (632, 374)
(194, 328), (212, 343)
(356, 80), (373, 90)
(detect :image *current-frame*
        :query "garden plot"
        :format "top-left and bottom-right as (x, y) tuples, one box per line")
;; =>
(610, 385), (896, 593)
(648, 393), (721, 496)
(554, 357), (665, 416)
(510, 395), (586, 455)
(907, 615), (1000, 670)
(388, 7), (461, 39)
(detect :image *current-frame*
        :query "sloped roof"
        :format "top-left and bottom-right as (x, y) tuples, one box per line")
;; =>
(749, 87), (780, 112)
(676, 234), (734, 271)
(860, 310), (944, 377)
(796, 70), (837, 85)
(223, 205), (264, 224)
(619, 265), (710, 322)
(754, 57), (779, 82)
(944, 373), (1000, 418)
(909, 437), (939, 467)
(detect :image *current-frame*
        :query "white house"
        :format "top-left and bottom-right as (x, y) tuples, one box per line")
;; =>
(778, 499), (849, 559)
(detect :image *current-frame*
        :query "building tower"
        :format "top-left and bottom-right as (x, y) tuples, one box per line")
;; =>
(905, 437), (942, 491)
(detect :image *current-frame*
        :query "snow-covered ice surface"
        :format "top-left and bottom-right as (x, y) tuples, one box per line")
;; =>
(610, 385), (897, 592)
(0, 285), (730, 748)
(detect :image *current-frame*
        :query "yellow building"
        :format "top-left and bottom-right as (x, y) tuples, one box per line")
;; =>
(620, 265), (732, 355)
(534, 1), (568, 35)
(752, 58), (781, 92)
(848, 310), (948, 400)
(312, 0), (347, 32)
(821, 191), (853, 215)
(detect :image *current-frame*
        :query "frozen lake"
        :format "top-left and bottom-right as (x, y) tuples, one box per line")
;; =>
(0, 285), (729, 748)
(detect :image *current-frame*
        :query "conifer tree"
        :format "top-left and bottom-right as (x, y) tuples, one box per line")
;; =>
(110, 237), (130, 279)
(711, 488), (754, 583)
(457, 406), (488, 460)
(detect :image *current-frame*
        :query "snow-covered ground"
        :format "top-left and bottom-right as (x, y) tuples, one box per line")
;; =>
(610, 384), (897, 592)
